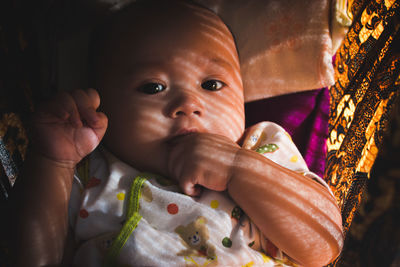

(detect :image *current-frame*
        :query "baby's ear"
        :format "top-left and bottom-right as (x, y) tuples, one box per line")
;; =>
(175, 225), (185, 236)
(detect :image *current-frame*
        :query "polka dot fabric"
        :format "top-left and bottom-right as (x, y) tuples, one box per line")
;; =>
(69, 122), (328, 266)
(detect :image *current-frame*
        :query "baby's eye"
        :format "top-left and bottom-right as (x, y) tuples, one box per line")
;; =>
(138, 83), (166, 94)
(201, 80), (225, 91)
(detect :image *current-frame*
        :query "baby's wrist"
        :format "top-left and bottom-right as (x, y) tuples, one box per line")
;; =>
(226, 147), (245, 192)
(18, 149), (77, 191)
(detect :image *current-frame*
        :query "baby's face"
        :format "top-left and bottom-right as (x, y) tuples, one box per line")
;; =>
(99, 3), (244, 174)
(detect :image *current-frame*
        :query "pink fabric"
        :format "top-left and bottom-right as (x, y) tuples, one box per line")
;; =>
(245, 88), (329, 177)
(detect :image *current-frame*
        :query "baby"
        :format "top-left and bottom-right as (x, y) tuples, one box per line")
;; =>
(9, 0), (343, 266)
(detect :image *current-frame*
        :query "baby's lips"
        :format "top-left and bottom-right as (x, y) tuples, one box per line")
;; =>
(167, 129), (199, 145)
(167, 133), (192, 146)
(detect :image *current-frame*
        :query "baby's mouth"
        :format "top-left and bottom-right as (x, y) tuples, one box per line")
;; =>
(167, 128), (199, 144)
(175, 128), (199, 136)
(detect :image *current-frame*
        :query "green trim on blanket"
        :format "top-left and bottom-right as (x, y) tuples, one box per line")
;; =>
(103, 175), (147, 266)
(127, 175), (147, 218)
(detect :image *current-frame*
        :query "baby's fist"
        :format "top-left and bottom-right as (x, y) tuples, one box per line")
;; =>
(167, 133), (240, 196)
(30, 89), (108, 168)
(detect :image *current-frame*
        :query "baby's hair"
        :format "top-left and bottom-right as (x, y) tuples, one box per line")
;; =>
(87, 0), (239, 90)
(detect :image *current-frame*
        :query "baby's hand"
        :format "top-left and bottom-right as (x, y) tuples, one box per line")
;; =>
(167, 133), (240, 196)
(30, 89), (108, 169)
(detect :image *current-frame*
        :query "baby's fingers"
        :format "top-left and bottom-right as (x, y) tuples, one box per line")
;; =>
(85, 89), (107, 130)
(71, 89), (100, 127)
(86, 88), (101, 110)
(35, 91), (81, 127)
(180, 177), (202, 197)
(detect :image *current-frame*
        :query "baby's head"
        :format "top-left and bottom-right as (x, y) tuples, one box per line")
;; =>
(91, 0), (244, 173)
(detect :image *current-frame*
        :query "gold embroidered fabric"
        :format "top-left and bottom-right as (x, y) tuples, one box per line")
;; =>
(325, 0), (400, 264)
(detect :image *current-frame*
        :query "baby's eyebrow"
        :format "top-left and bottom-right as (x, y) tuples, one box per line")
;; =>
(128, 57), (235, 73)
(208, 57), (237, 73)
(207, 56), (241, 82)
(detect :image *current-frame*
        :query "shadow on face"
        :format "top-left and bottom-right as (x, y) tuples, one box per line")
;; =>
(90, 0), (245, 173)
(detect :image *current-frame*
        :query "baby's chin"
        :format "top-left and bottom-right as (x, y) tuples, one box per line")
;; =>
(134, 160), (169, 178)
(108, 146), (169, 177)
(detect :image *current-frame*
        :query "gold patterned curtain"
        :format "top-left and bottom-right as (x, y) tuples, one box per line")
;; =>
(325, 0), (400, 265)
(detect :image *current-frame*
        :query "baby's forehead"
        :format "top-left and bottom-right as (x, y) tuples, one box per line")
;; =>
(104, 1), (233, 43)
(91, 0), (240, 87)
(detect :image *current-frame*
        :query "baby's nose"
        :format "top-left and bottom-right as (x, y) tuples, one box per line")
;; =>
(167, 92), (204, 118)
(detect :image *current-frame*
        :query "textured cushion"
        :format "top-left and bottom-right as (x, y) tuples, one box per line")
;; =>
(195, 0), (335, 101)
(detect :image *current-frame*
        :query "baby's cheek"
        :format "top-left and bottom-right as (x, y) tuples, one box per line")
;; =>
(210, 104), (244, 139)
(211, 119), (243, 143)
(223, 102), (245, 141)
(225, 112), (245, 142)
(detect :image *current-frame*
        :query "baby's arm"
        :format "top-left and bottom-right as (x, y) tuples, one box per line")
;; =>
(168, 132), (343, 267)
(228, 149), (343, 266)
(7, 89), (107, 266)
